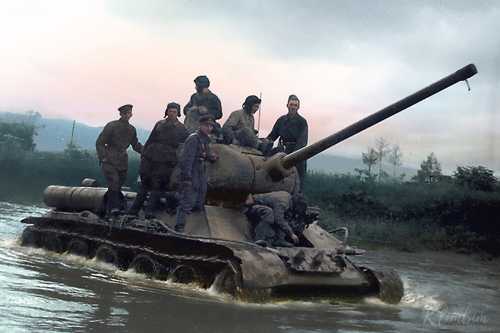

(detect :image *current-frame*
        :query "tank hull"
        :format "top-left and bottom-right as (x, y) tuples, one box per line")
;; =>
(20, 209), (403, 303)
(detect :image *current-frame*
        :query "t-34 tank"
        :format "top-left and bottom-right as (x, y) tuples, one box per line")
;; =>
(20, 64), (477, 304)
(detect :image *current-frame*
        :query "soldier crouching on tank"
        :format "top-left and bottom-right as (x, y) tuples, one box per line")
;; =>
(222, 95), (272, 154)
(174, 115), (218, 233)
(183, 75), (223, 139)
(243, 191), (300, 247)
(128, 102), (188, 217)
(96, 104), (143, 217)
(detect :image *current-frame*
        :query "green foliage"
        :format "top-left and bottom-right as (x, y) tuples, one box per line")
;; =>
(413, 152), (442, 183)
(454, 165), (497, 192)
(0, 121), (37, 151)
(304, 171), (500, 255)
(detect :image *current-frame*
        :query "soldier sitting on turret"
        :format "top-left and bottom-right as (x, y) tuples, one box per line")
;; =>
(243, 191), (300, 247)
(222, 95), (272, 154)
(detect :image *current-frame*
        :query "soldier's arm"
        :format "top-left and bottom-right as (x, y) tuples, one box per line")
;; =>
(131, 127), (143, 154)
(144, 122), (159, 149)
(273, 201), (295, 238)
(266, 118), (281, 142)
(95, 123), (112, 162)
(296, 120), (308, 149)
(179, 136), (197, 180)
(183, 94), (195, 115)
(212, 94), (223, 120)
(178, 125), (189, 143)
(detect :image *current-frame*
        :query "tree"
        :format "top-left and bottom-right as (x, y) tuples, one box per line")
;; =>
(453, 165), (497, 192)
(387, 144), (403, 178)
(374, 137), (390, 182)
(414, 152), (442, 183)
(362, 148), (378, 176)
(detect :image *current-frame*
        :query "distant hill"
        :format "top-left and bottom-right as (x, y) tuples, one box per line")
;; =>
(0, 111), (415, 176)
(308, 153), (416, 178)
(0, 111), (149, 151)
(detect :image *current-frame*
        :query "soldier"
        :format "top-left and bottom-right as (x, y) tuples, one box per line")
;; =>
(128, 102), (188, 217)
(174, 115), (218, 233)
(183, 75), (223, 134)
(222, 95), (270, 153)
(243, 191), (300, 247)
(96, 104), (143, 216)
(267, 94), (308, 188)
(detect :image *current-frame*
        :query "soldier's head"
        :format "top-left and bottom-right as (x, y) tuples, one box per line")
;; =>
(164, 102), (181, 119)
(118, 104), (133, 121)
(286, 95), (300, 115)
(243, 95), (261, 114)
(198, 115), (214, 135)
(194, 75), (210, 94)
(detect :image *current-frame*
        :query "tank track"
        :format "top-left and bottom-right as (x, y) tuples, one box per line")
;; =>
(21, 225), (241, 295)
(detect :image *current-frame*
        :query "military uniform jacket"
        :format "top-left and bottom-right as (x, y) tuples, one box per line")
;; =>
(143, 118), (188, 163)
(183, 90), (223, 120)
(252, 191), (294, 236)
(223, 109), (255, 133)
(96, 119), (143, 171)
(179, 130), (212, 185)
(267, 113), (308, 153)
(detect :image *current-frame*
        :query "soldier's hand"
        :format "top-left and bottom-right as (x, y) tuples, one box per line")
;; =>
(209, 153), (218, 162)
(291, 233), (299, 244)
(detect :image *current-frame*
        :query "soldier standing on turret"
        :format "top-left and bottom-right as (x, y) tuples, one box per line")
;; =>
(96, 104), (143, 216)
(128, 102), (188, 217)
(267, 95), (308, 189)
(174, 115), (218, 233)
(183, 75), (223, 135)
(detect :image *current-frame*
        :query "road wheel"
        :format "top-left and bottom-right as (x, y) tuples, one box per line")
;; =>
(95, 245), (123, 268)
(41, 232), (65, 253)
(130, 254), (166, 279)
(21, 227), (40, 248)
(67, 238), (89, 257)
(170, 264), (198, 284)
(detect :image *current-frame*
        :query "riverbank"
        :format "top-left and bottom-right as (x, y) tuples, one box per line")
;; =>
(1, 151), (499, 256)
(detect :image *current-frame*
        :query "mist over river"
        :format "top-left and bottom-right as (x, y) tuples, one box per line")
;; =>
(1, 201), (499, 333)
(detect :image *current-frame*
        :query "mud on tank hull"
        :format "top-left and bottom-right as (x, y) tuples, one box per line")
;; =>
(20, 208), (404, 304)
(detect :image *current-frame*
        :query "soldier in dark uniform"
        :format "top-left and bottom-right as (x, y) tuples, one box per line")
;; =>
(96, 104), (143, 216)
(128, 102), (188, 217)
(174, 115), (218, 233)
(183, 75), (223, 136)
(243, 191), (300, 247)
(267, 95), (308, 189)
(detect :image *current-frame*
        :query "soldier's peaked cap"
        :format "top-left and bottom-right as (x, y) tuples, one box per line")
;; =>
(118, 104), (133, 112)
(194, 75), (210, 88)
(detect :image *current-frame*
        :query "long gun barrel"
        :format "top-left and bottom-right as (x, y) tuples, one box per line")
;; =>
(280, 64), (478, 170)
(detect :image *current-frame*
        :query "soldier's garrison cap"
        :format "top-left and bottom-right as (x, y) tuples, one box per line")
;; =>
(165, 102), (181, 117)
(194, 75), (210, 88)
(118, 104), (133, 113)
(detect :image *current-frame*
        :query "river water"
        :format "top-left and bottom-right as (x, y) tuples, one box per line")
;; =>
(1, 201), (499, 333)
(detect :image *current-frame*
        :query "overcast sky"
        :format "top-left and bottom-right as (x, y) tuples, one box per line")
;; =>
(1, 0), (499, 172)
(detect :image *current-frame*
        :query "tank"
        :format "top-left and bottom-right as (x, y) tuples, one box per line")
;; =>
(19, 64), (477, 304)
